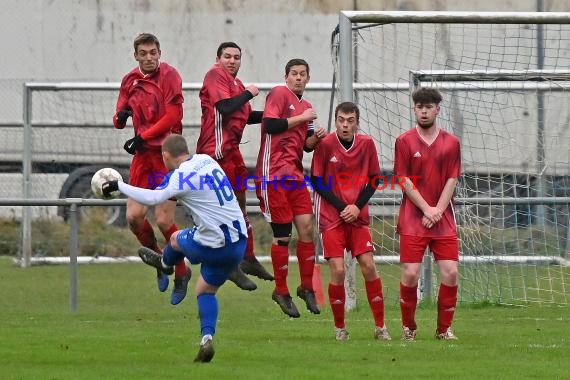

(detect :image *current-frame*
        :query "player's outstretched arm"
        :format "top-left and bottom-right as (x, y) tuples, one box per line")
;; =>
(116, 181), (174, 206)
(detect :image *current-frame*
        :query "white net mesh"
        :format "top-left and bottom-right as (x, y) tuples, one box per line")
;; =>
(333, 17), (570, 305)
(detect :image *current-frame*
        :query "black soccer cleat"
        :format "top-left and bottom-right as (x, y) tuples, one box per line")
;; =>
(227, 266), (257, 291)
(272, 291), (301, 318)
(240, 257), (274, 281)
(296, 286), (321, 314)
(138, 247), (174, 275)
(156, 269), (169, 292)
(193, 336), (215, 363)
(171, 269), (191, 305)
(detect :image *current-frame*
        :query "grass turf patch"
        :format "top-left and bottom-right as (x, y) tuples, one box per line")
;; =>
(0, 257), (567, 379)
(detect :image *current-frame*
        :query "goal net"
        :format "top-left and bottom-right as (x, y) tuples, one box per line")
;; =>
(333, 11), (570, 306)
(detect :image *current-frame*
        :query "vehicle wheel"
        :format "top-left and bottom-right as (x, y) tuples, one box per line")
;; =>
(58, 166), (128, 227)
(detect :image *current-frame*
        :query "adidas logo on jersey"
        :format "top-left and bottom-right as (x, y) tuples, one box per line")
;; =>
(413, 151), (422, 158)
(289, 104), (295, 110)
(329, 155), (338, 163)
(366, 241), (373, 247)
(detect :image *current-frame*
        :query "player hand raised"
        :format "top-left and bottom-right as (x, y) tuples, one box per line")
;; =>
(301, 108), (317, 122)
(314, 126), (327, 139)
(245, 85), (259, 97)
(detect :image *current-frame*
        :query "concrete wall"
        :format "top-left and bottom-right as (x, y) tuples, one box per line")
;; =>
(2, 0), (570, 218)
(4, 0), (570, 122)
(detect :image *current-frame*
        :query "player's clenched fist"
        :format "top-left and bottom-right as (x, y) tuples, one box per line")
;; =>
(124, 134), (144, 155)
(245, 85), (259, 97)
(301, 108), (317, 122)
(116, 108), (132, 125)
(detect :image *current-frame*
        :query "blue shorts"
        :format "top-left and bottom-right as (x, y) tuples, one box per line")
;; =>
(173, 228), (246, 286)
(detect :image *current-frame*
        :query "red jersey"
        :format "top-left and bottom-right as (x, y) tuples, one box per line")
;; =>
(394, 127), (461, 237)
(196, 63), (252, 160)
(311, 133), (381, 232)
(114, 62), (183, 148)
(255, 85), (312, 181)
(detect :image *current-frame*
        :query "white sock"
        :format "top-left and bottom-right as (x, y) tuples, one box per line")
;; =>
(200, 334), (213, 345)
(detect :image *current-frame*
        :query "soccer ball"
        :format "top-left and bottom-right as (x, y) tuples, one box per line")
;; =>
(91, 168), (124, 199)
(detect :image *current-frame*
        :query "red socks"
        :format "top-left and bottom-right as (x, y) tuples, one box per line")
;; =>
(134, 219), (160, 252)
(400, 283), (418, 330)
(271, 244), (290, 294)
(272, 240), (315, 295)
(437, 283), (458, 333)
(328, 283), (345, 328)
(365, 278), (385, 328)
(400, 282), (458, 333)
(244, 215), (255, 259)
(296, 241), (315, 290)
(160, 223), (187, 277)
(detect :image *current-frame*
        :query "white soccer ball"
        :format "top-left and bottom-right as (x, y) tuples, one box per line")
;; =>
(91, 168), (124, 199)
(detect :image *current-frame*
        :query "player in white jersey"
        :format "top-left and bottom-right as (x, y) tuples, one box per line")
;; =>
(102, 134), (247, 363)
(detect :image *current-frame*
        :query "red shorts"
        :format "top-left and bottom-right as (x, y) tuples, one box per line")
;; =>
(217, 150), (249, 193)
(255, 180), (313, 223)
(130, 149), (168, 189)
(399, 234), (459, 263)
(321, 224), (375, 259)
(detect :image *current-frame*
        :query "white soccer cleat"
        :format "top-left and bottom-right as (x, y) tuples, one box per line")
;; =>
(335, 327), (350, 341)
(401, 326), (417, 341)
(435, 327), (458, 340)
(374, 325), (392, 341)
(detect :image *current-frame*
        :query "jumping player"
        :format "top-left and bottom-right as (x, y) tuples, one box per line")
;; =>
(255, 58), (327, 317)
(113, 33), (190, 305)
(197, 42), (274, 291)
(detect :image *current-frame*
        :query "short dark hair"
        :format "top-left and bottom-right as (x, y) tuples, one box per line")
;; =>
(162, 134), (189, 157)
(335, 101), (360, 122)
(217, 42), (241, 58)
(285, 59), (310, 76)
(412, 87), (443, 105)
(134, 33), (160, 52)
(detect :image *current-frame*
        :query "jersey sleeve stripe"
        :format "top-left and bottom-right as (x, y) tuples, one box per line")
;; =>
(215, 108), (223, 159)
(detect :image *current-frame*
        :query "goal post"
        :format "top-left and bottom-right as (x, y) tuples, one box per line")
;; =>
(334, 11), (570, 308)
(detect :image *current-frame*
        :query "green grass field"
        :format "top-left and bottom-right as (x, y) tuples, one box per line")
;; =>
(0, 256), (567, 379)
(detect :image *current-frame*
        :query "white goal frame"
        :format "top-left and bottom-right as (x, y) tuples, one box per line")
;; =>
(336, 11), (570, 310)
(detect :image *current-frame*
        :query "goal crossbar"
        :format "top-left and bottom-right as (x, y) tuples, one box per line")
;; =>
(338, 11), (570, 101)
(411, 69), (570, 82)
(341, 11), (570, 25)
